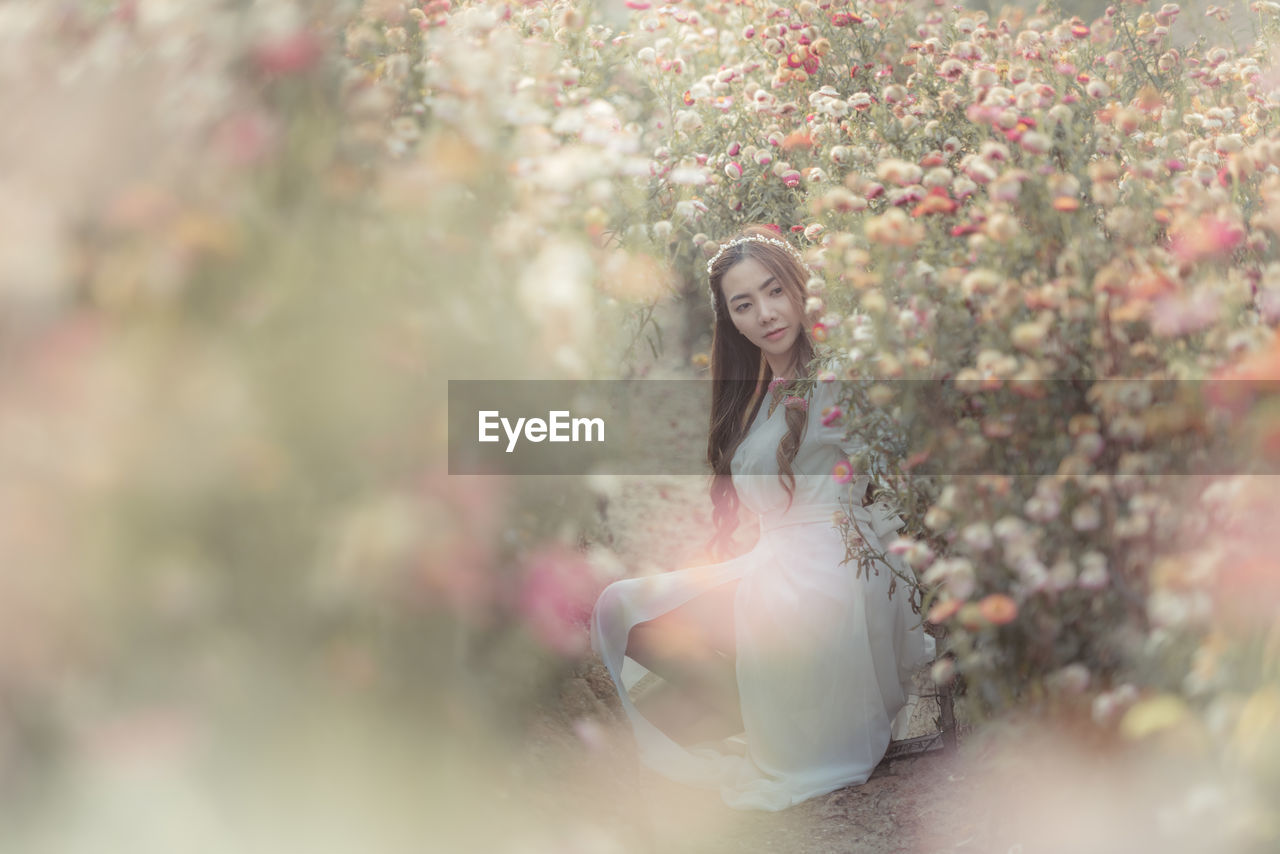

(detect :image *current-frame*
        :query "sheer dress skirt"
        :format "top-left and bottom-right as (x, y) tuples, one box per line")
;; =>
(590, 501), (933, 812)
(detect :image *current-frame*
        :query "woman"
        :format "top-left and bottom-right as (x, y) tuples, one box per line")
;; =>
(590, 224), (933, 811)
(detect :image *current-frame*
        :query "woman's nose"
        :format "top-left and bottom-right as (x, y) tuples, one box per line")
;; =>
(759, 301), (777, 322)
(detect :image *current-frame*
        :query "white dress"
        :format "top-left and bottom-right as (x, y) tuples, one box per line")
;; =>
(590, 381), (935, 811)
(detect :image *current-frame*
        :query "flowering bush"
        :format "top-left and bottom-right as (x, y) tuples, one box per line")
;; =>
(0, 1), (645, 846)
(344, 0), (1280, 843)
(557, 0), (1280, 837)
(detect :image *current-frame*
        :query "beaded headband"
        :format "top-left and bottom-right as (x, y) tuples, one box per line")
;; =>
(705, 234), (811, 311)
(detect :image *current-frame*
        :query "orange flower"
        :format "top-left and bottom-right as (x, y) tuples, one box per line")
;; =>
(1136, 85), (1163, 113)
(928, 599), (963, 623)
(978, 593), (1018, 625)
(1052, 197), (1080, 211)
(911, 186), (957, 217)
(781, 130), (813, 150)
(1128, 269), (1177, 299)
(1214, 333), (1280, 385)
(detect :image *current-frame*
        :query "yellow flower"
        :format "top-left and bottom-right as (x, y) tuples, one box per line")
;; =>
(1120, 695), (1189, 740)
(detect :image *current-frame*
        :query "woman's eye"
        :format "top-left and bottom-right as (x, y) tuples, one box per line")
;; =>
(772, 287), (783, 295)
(735, 303), (750, 312)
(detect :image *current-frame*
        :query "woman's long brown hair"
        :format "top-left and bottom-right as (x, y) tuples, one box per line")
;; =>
(705, 225), (816, 559)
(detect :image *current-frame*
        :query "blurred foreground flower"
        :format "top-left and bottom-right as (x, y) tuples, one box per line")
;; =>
(519, 544), (605, 656)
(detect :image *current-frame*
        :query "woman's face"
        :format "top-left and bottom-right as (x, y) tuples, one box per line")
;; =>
(719, 256), (803, 373)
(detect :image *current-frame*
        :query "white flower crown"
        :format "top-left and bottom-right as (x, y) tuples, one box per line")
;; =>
(705, 233), (811, 311)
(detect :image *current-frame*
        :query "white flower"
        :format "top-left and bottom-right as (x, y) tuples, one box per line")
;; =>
(669, 166), (708, 185)
(923, 557), (976, 600)
(1148, 590), (1192, 628)
(1014, 554), (1050, 592)
(923, 167), (953, 189)
(1049, 559), (1077, 591)
(961, 523), (994, 551)
(848, 92), (872, 110)
(674, 110), (703, 133)
(1047, 663), (1091, 696)
(876, 159), (923, 186)
(1078, 551), (1109, 590)
(924, 506), (951, 531)
(673, 199), (707, 221)
(905, 540), (936, 569)
(1019, 130), (1051, 154)
(1071, 502), (1102, 531)
(1086, 79), (1112, 99)
(993, 515), (1029, 541)
(1024, 495), (1060, 522)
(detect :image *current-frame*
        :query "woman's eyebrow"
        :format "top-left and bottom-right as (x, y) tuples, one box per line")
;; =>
(729, 276), (776, 303)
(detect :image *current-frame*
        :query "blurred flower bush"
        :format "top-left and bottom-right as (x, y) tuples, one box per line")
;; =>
(0, 0), (665, 849)
(5, 0), (1280, 849)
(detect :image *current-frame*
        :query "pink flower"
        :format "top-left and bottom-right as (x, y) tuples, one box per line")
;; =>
(783, 394), (808, 411)
(1151, 291), (1221, 337)
(1169, 214), (1245, 263)
(831, 459), (854, 483)
(519, 545), (602, 656)
(253, 31), (324, 75)
(821, 405), (843, 427)
(214, 110), (279, 166)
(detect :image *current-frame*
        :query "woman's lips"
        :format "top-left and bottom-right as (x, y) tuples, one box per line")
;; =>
(764, 327), (787, 341)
